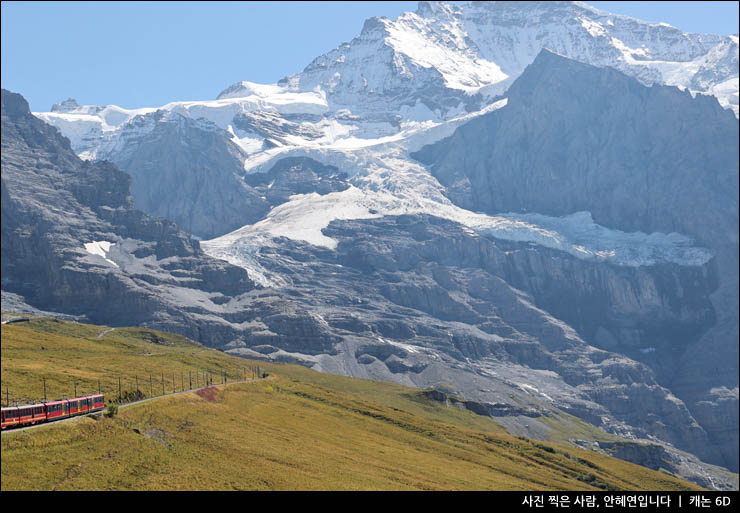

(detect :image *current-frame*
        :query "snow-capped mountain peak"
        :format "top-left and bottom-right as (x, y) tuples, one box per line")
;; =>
(280, 1), (737, 117)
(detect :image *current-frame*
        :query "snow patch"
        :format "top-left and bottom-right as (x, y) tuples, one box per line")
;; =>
(83, 241), (118, 267)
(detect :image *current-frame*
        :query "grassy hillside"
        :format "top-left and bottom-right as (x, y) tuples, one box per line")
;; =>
(1, 317), (702, 491)
(1, 317), (253, 404)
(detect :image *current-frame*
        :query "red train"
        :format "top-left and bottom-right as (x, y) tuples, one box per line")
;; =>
(1, 394), (105, 430)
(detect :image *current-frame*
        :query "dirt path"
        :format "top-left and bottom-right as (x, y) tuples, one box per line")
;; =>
(96, 327), (115, 339)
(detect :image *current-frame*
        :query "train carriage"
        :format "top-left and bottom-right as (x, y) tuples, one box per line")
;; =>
(68, 398), (81, 415)
(1, 407), (20, 429)
(44, 400), (69, 421)
(16, 403), (45, 426)
(1, 393), (105, 430)
(90, 394), (105, 411)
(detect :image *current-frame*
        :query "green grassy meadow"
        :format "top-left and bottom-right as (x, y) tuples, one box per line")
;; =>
(1, 317), (702, 491)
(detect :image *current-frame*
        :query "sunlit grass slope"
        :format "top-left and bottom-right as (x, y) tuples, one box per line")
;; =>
(1, 317), (253, 404)
(1, 317), (702, 491)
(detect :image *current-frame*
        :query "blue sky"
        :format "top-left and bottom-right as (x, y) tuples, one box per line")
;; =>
(2, 1), (738, 112)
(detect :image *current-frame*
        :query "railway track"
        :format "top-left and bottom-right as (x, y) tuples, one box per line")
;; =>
(1, 377), (268, 434)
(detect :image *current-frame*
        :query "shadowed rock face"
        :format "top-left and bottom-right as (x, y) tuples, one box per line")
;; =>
(414, 50), (739, 244)
(413, 50), (739, 473)
(100, 113), (351, 241)
(97, 112), (264, 240)
(1, 89), (255, 339)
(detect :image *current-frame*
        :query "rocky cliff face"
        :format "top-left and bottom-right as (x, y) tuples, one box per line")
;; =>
(1, 89), (255, 338)
(414, 50), (739, 473)
(415, 50), (739, 242)
(210, 213), (726, 473)
(86, 113), (351, 241)
(95, 112), (260, 240)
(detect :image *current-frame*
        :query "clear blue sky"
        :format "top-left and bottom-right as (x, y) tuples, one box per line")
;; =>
(2, 1), (738, 112)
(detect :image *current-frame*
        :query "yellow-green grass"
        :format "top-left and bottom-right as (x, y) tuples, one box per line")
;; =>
(1, 318), (703, 491)
(1, 318), (255, 405)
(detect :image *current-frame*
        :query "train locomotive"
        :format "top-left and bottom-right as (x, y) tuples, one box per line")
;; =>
(1, 394), (105, 430)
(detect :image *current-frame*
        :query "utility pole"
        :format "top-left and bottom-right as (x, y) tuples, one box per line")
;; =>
(161, 373), (165, 396)
(118, 377), (121, 401)
(136, 375), (139, 394)
(74, 381), (78, 398)
(98, 379), (101, 395)
(43, 378), (47, 402)
(189, 371), (192, 390)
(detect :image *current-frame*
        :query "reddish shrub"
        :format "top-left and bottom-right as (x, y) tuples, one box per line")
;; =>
(195, 387), (219, 402)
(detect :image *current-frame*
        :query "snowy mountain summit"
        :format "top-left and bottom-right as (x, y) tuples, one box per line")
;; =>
(33, 1), (735, 266)
(222, 1), (739, 119)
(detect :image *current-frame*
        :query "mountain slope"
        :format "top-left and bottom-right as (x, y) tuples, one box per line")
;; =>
(413, 49), (739, 473)
(1, 318), (709, 491)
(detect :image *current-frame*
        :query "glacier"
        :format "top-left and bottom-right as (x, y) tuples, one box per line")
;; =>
(32, 1), (731, 274)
